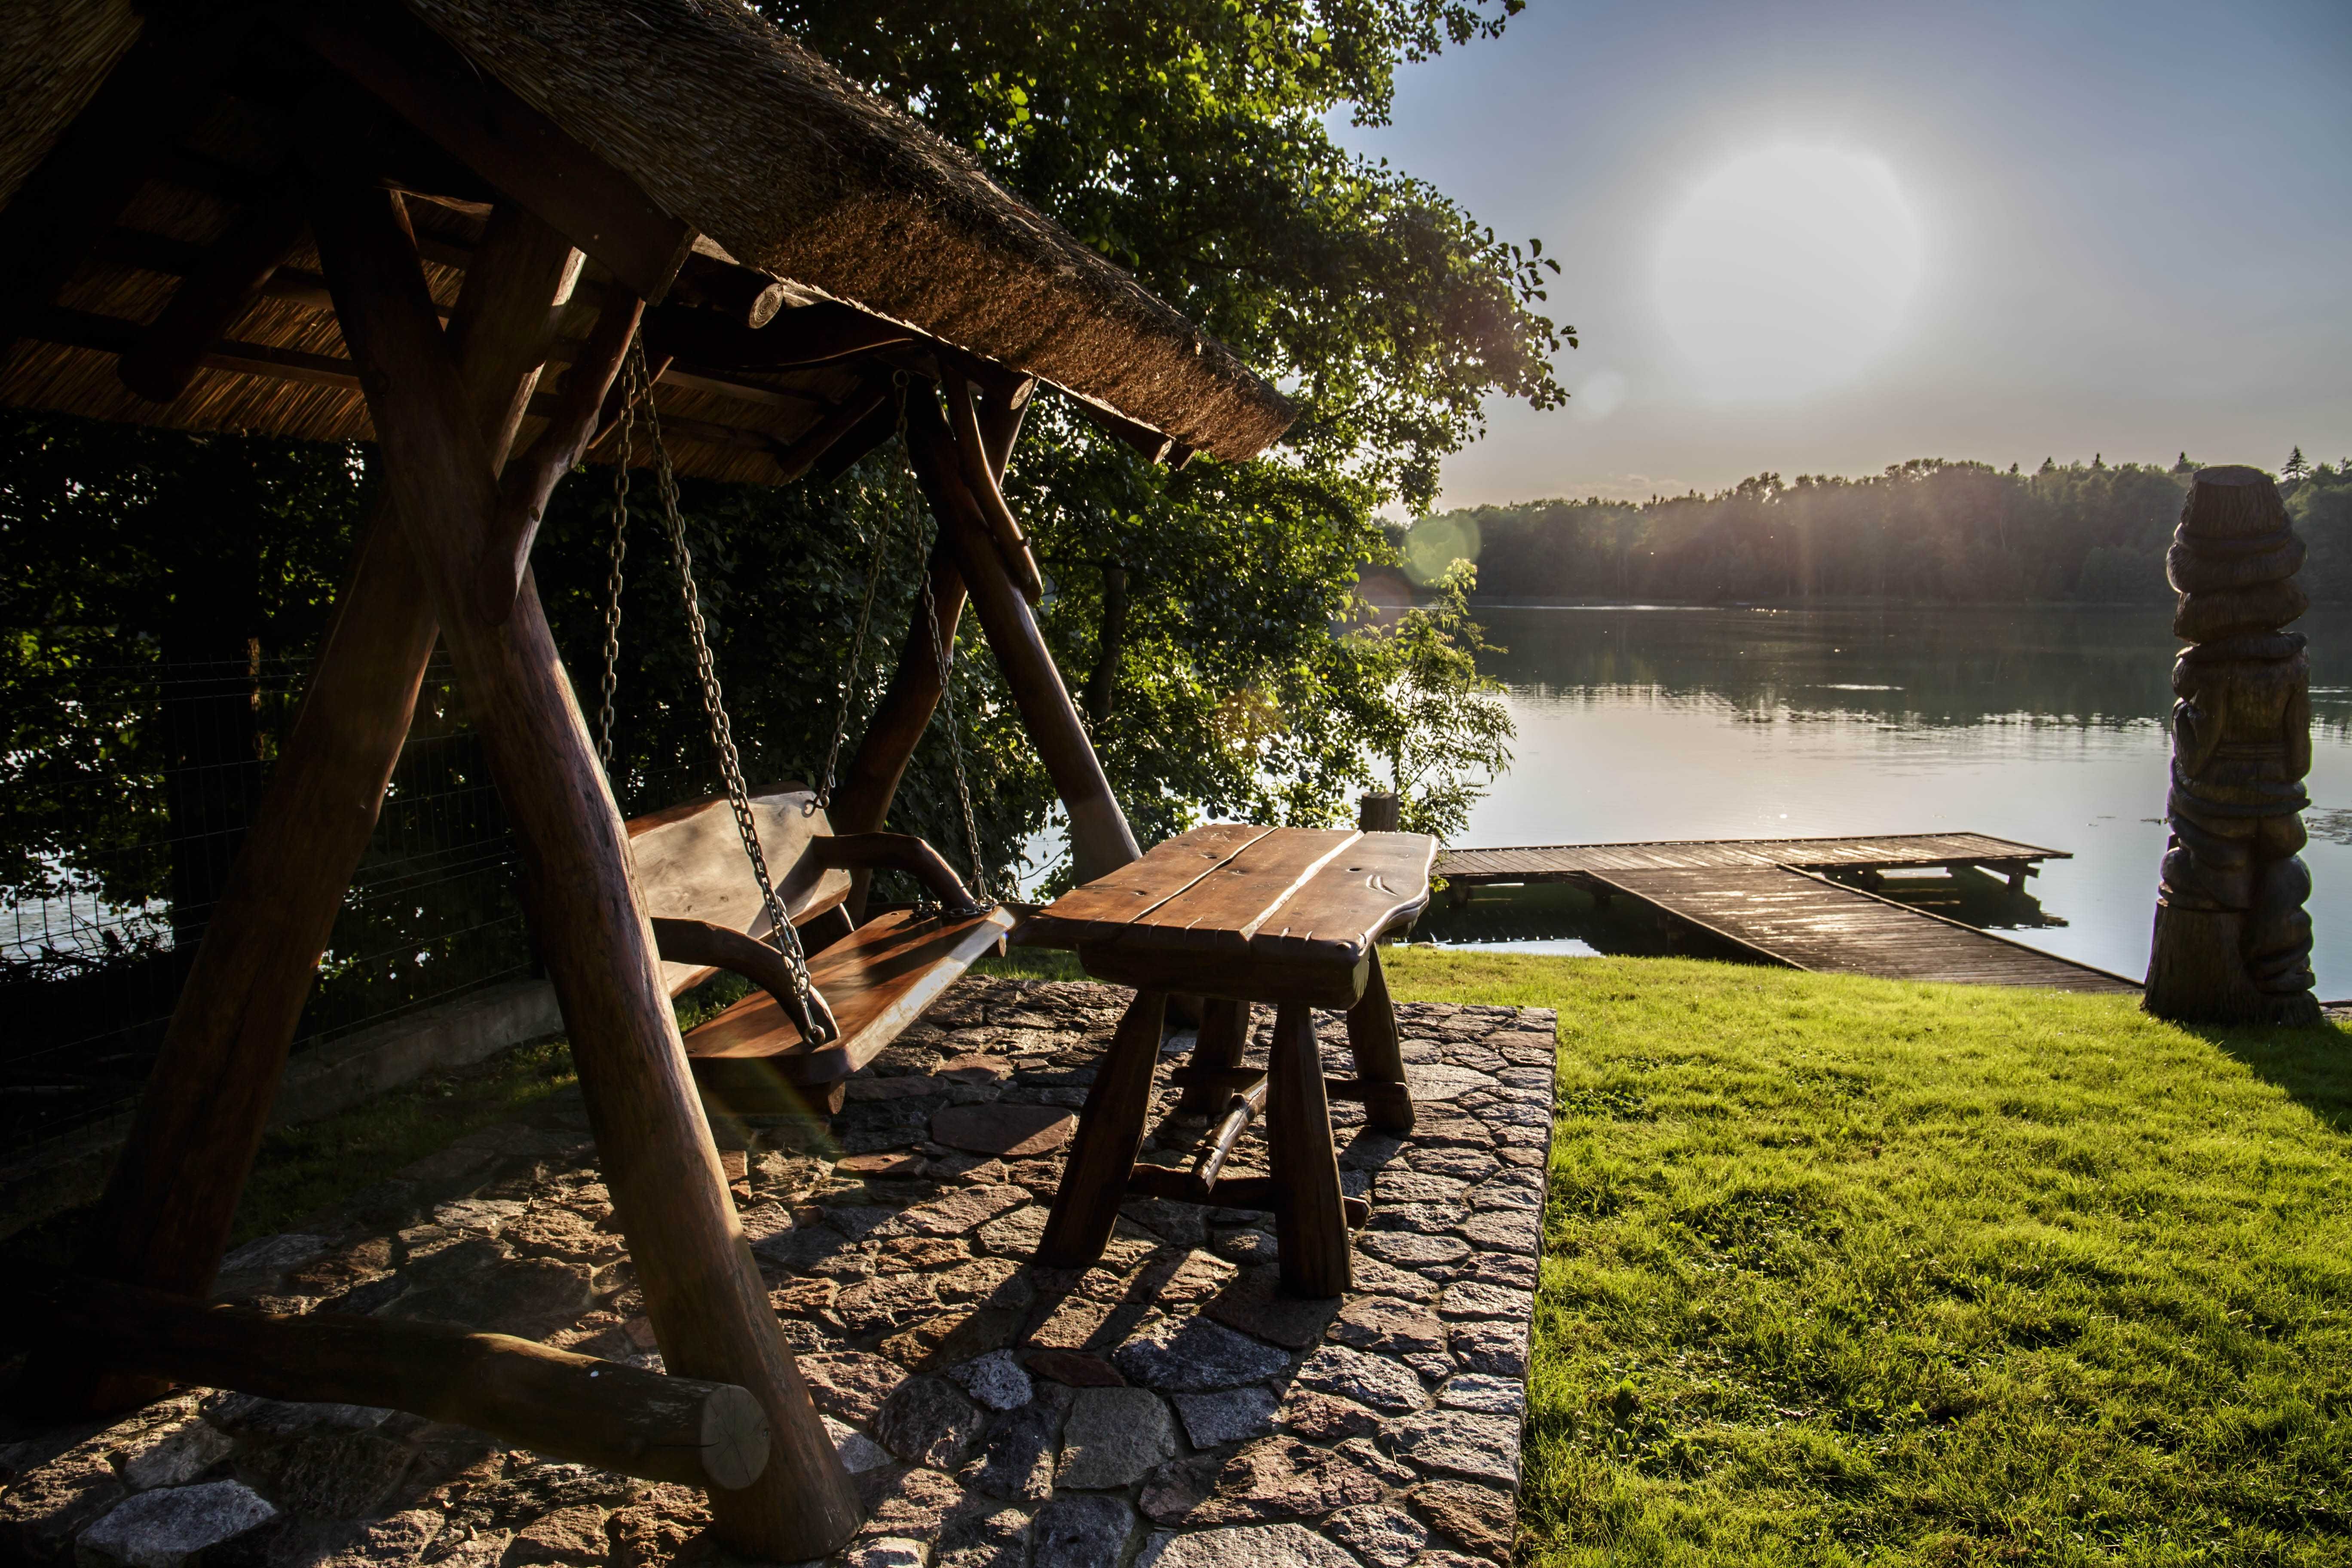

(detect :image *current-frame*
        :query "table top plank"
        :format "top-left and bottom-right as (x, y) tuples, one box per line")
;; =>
(1246, 831), (1436, 966)
(1114, 827), (1362, 952)
(1024, 822), (1280, 944)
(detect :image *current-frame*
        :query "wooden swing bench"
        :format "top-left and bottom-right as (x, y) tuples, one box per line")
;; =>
(628, 785), (1017, 1114)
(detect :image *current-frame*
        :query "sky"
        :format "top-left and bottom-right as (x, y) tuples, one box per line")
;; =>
(1330, 0), (2352, 510)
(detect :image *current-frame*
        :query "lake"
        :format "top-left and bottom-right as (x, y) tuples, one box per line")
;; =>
(1437, 603), (2352, 996)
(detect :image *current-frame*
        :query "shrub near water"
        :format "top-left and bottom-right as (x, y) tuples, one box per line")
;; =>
(1381, 950), (2352, 1566)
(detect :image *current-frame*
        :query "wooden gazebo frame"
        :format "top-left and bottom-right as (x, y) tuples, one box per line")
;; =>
(0, 0), (1290, 1556)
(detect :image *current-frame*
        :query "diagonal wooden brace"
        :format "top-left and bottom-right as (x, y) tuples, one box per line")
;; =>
(310, 180), (858, 1560)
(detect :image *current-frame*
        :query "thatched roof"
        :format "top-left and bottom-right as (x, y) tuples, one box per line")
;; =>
(0, 0), (1294, 478)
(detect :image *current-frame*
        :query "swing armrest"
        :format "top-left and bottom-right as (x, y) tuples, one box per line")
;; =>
(651, 917), (810, 1017)
(805, 833), (985, 915)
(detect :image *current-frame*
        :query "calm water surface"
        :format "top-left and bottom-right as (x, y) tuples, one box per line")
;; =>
(1454, 604), (2352, 995)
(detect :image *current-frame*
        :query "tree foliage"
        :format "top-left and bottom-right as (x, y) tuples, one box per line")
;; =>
(1333, 560), (1511, 839)
(1395, 456), (2352, 607)
(1, 0), (1555, 921)
(763, 0), (1565, 509)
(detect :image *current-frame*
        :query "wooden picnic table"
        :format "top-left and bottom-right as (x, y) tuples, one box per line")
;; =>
(1020, 824), (1436, 1296)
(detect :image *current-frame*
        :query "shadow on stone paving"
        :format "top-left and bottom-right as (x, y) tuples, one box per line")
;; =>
(0, 977), (1557, 1568)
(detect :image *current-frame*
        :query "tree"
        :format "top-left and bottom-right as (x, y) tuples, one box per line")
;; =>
(1329, 561), (1512, 839)
(6, 0), (1563, 920)
(762, 0), (1564, 511)
(631, 0), (1568, 876)
(1398, 456), (2205, 607)
(2285, 446), (2310, 481)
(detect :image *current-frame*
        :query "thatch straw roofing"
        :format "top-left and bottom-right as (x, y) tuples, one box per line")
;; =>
(0, 0), (1294, 473)
(401, 0), (1292, 464)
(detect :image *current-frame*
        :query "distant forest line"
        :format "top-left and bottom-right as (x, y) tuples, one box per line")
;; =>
(1394, 455), (2352, 605)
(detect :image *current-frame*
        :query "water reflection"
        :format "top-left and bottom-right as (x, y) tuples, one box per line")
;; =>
(1439, 604), (2352, 994)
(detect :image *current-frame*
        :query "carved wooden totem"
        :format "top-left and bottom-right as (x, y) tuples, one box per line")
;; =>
(2145, 465), (2321, 1026)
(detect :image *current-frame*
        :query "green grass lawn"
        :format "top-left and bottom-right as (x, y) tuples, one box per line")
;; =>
(1382, 949), (2352, 1567)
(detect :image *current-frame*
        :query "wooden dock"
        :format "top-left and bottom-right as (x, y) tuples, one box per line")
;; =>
(1433, 833), (2140, 992)
(1437, 830), (2064, 887)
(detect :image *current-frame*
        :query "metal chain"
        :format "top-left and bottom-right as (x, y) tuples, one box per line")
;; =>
(596, 355), (642, 773)
(815, 373), (911, 808)
(631, 343), (826, 1034)
(920, 530), (992, 905)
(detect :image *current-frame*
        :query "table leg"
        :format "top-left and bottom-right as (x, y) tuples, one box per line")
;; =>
(1175, 998), (1251, 1115)
(1269, 1002), (1351, 1297)
(1038, 989), (1167, 1268)
(1344, 947), (1415, 1133)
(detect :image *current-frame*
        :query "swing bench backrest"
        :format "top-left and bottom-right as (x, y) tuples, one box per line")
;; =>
(626, 785), (851, 997)
(625, 785), (1017, 1110)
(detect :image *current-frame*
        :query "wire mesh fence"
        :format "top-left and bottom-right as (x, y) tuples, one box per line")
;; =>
(0, 655), (536, 1159)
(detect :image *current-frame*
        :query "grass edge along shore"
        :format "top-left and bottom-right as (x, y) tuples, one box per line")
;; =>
(1383, 949), (2352, 1567)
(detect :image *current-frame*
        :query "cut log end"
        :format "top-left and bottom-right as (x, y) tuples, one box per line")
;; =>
(700, 1381), (771, 1491)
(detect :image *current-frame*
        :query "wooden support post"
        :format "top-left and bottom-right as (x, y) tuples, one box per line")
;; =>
(310, 181), (857, 1559)
(1175, 998), (1250, 1115)
(1038, 990), (1168, 1268)
(55, 212), (586, 1411)
(831, 538), (966, 837)
(1268, 1002), (1351, 1298)
(904, 389), (1141, 884)
(66, 515), (438, 1370)
(940, 364), (1044, 603)
(1342, 948), (1415, 1133)
(476, 288), (645, 623)
(30, 1277), (769, 1492)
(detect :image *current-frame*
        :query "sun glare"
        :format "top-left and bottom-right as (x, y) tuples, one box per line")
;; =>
(1655, 145), (1923, 401)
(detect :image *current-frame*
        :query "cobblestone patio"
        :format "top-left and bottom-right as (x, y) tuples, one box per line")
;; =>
(0, 978), (1558, 1568)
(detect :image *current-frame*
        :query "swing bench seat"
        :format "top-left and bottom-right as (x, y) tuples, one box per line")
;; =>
(627, 786), (1016, 1113)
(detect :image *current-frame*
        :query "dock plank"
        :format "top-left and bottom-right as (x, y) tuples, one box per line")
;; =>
(1436, 830), (2066, 882)
(1430, 832), (2131, 991)
(1591, 864), (2138, 993)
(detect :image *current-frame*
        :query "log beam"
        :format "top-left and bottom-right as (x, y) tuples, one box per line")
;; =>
(646, 299), (913, 371)
(117, 187), (308, 404)
(296, 2), (695, 303)
(0, 10), (258, 361)
(942, 364), (1044, 603)
(476, 289), (645, 623)
(44, 202), (588, 1421)
(774, 373), (893, 484)
(28, 1277), (769, 1492)
(904, 388), (1140, 883)
(830, 539), (965, 838)
(310, 179), (857, 1559)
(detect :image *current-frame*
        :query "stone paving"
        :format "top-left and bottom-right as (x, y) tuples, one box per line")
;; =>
(0, 978), (1558, 1568)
